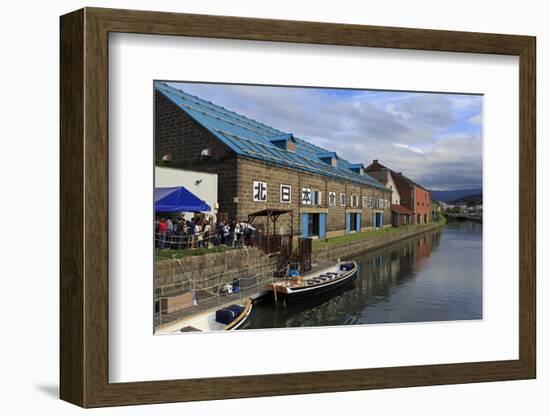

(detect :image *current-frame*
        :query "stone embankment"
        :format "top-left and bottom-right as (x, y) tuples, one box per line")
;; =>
(312, 221), (445, 263)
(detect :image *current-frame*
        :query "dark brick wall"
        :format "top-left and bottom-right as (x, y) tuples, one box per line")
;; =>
(155, 91), (238, 219)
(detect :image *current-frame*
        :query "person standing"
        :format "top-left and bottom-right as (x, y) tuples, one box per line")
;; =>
(217, 221), (224, 246)
(222, 221), (230, 246)
(203, 220), (211, 248)
(166, 218), (174, 249)
(229, 220), (236, 247)
(234, 220), (242, 247)
(195, 221), (203, 249)
(187, 219), (196, 249)
(175, 217), (185, 250)
(157, 217), (168, 250)
(243, 221), (256, 247)
(154, 219), (160, 249)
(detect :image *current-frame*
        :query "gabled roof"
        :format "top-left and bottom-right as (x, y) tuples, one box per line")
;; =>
(365, 160), (429, 192)
(156, 82), (387, 190)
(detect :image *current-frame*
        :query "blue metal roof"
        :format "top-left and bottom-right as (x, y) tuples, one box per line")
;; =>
(156, 82), (387, 190)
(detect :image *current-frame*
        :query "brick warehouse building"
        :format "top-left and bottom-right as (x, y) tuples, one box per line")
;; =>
(365, 160), (431, 224)
(155, 82), (392, 239)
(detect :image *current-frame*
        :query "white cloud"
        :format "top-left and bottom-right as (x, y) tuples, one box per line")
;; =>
(392, 143), (424, 154)
(167, 82), (483, 190)
(469, 114), (482, 125)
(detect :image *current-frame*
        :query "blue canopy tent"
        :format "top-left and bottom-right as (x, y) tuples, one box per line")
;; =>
(155, 186), (211, 213)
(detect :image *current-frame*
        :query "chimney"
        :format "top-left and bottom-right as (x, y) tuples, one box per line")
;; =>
(373, 159), (378, 163)
(398, 172), (402, 175)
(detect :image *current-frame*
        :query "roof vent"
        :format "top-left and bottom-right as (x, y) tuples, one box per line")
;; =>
(348, 163), (365, 176)
(268, 133), (296, 152)
(318, 152), (338, 167)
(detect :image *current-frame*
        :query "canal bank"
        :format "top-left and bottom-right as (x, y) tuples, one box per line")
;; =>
(244, 220), (482, 329)
(155, 220), (445, 291)
(154, 220), (445, 321)
(312, 219), (446, 264)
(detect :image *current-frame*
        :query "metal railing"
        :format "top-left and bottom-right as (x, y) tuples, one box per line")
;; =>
(154, 258), (278, 327)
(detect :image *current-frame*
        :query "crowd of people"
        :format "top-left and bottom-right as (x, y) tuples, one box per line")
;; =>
(155, 216), (256, 251)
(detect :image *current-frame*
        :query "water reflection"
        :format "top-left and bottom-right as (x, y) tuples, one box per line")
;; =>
(244, 221), (482, 329)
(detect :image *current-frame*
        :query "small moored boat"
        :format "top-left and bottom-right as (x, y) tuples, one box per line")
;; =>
(156, 299), (253, 334)
(267, 261), (358, 302)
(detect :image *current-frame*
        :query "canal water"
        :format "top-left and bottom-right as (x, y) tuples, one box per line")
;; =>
(243, 221), (482, 330)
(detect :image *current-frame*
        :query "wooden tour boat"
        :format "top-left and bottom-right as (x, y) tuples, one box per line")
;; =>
(268, 260), (358, 302)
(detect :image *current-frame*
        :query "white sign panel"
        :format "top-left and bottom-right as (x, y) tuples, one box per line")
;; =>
(328, 191), (336, 206)
(301, 187), (312, 205)
(280, 184), (291, 203)
(253, 181), (267, 202)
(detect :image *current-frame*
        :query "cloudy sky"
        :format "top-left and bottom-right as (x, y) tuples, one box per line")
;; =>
(167, 82), (483, 191)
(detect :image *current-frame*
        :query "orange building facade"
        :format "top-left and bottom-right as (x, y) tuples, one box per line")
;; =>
(365, 160), (431, 225)
(413, 185), (430, 224)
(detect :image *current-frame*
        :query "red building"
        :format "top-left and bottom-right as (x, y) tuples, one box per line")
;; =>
(365, 160), (431, 224)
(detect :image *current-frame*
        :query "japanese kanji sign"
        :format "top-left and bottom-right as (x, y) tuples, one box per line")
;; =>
(280, 184), (291, 203)
(301, 187), (312, 205)
(253, 181), (267, 202)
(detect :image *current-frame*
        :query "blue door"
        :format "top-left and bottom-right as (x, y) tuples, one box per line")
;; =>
(373, 212), (383, 228)
(345, 213), (351, 234)
(301, 213), (309, 238)
(356, 213), (361, 232)
(319, 213), (326, 239)
(373, 212), (377, 228)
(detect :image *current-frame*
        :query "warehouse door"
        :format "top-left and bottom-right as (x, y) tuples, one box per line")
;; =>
(373, 212), (383, 228)
(319, 213), (326, 239)
(349, 213), (361, 232)
(308, 213), (320, 237)
(301, 213), (309, 238)
(301, 213), (320, 238)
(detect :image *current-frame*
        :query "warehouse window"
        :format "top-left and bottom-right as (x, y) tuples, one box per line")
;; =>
(339, 193), (346, 207)
(311, 190), (322, 206)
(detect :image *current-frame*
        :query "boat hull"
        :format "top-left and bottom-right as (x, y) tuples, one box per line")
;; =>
(273, 262), (358, 302)
(225, 299), (253, 330)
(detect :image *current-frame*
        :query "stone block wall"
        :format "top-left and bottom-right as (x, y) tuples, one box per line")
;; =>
(155, 91), (239, 219)
(237, 158), (392, 236)
(312, 221), (444, 263)
(155, 247), (275, 291)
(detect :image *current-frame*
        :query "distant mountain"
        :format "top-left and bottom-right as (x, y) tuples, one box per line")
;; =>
(430, 188), (482, 203)
(449, 193), (483, 206)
